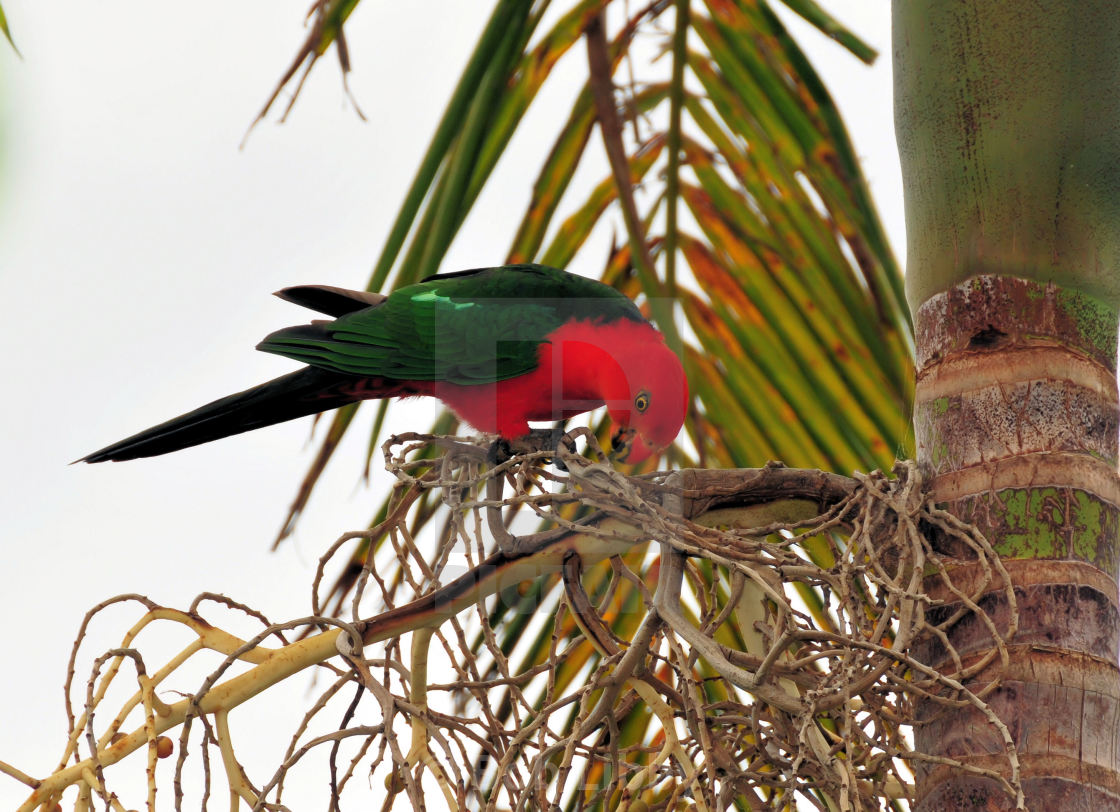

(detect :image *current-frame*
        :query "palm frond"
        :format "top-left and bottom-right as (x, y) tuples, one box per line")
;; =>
(0, 1), (18, 55)
(268, 2), (913, 806)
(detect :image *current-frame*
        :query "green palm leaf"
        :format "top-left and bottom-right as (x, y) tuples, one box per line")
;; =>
(0, 1), (17, 55)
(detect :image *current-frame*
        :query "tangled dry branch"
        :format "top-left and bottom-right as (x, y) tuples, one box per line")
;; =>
(7, 433), (1021, 811)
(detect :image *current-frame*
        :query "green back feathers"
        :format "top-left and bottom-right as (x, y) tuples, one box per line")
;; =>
(258, 265), (645, 385)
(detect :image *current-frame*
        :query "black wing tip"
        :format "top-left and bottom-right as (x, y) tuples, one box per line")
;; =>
(274, 285), (386, 317)
(256, 322), (331, 355)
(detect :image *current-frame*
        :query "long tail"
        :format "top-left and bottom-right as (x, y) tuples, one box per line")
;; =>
(80, 368), (393, 463)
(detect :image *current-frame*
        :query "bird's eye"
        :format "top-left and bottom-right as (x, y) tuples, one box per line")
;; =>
(634, 390), (651, 413)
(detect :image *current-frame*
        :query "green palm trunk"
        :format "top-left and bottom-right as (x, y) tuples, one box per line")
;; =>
(895, 1), (1120, 807)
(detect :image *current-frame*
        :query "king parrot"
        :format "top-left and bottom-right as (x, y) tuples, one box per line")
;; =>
(80, 264), (688, 465)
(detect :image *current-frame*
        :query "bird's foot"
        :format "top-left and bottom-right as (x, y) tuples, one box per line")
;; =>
(487, 436), (516, 466)
(544, 425), (578, 472)
(487, 424), (574, 468)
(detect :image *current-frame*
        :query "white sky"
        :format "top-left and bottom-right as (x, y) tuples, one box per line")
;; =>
(0, 1), (898, 807)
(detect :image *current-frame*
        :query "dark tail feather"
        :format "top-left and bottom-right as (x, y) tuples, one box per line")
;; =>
(79, 368), (377, 463)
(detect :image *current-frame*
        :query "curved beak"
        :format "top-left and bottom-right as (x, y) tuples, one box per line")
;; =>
(609, 426), (653, 464)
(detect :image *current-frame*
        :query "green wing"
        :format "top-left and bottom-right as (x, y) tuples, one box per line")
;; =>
(258, 265), (643, 385)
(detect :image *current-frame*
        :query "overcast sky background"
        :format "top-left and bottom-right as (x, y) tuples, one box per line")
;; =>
(0, 2), (898, 807)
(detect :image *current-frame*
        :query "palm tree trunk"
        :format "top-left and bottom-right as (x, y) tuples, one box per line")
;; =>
(894, 1), (1120, 808)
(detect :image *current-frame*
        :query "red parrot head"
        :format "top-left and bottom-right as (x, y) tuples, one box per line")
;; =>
(605, 339), (689, 465)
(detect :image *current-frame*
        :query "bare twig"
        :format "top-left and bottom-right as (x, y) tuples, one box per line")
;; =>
(12, 438), (1019, 810)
